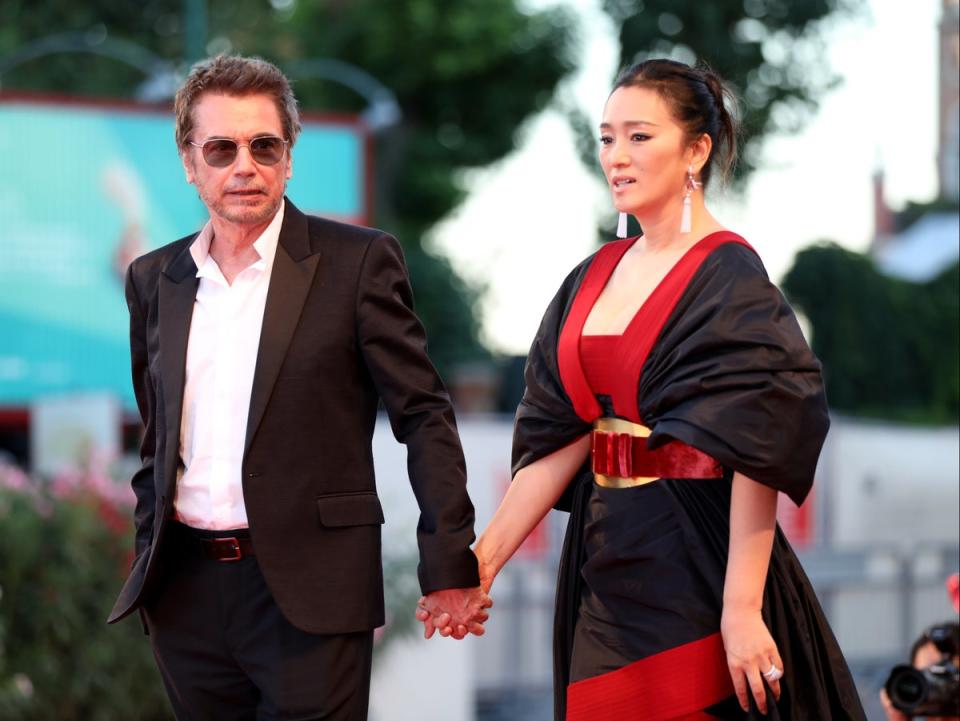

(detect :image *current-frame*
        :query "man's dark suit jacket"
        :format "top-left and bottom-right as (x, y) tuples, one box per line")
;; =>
(108, 199), (480, 634)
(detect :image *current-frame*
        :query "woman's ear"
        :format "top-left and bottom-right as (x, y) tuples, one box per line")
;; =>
(688, 133), (713, 175)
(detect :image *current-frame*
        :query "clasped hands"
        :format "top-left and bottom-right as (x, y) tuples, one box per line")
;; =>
(415, 586), (493, 640)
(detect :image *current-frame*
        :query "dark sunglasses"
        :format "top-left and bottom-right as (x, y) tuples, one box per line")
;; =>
(188, 135), (289, 167)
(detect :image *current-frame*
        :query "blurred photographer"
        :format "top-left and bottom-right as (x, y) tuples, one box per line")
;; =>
(881, 621), (960, 721)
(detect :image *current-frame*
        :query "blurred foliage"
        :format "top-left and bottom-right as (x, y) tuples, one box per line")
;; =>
(783, 242), (960, 424)
(894, 197), (960, 233)
(567, 0), (863, 183)
(0, 461), (429, 719)
(0, 486), (171, 721)
(0, 0), (577, 377)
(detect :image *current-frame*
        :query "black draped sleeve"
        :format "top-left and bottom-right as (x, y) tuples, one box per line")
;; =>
(640, 242), (829, 506)
(511, 257), (594, 511)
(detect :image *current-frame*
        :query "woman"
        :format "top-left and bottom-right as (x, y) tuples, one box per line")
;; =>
(459, 59), (866, 720)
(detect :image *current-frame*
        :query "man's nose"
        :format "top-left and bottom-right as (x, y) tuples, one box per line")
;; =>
(232, 145), (257, 174)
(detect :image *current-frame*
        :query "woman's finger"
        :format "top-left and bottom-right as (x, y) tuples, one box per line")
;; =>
(763, 653), (783, 702)
(746, 663), (769, 715)
(728, 661), (750, 712)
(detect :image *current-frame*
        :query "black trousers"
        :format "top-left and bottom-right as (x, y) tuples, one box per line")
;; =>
(142, 524), (374, 721)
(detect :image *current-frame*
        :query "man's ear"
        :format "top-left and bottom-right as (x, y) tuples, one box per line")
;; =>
(182, 149), (196, 185)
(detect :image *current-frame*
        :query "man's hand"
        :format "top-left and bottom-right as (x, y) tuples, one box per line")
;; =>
(415, 587), (492, 640)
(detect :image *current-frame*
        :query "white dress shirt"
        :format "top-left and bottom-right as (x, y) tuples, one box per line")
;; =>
(175, 203), (284, 530)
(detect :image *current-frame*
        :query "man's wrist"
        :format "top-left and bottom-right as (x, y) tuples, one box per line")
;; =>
(418, 549), (481, 595)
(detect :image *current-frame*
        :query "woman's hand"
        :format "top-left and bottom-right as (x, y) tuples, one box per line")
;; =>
(477, 554), (496, 595)
(721, 604), (783, 714)
(415, 549), (496, 639)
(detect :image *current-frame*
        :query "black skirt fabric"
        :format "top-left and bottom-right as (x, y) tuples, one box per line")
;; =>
(570, 478), (726, 683)
(558, 473), (867, 721)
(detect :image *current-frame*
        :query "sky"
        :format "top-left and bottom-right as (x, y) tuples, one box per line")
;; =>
(430, 0), (944, 355)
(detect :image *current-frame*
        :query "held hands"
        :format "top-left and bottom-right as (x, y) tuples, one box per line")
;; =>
(720, 605), (783, 715)
(415, 586), (493, 640)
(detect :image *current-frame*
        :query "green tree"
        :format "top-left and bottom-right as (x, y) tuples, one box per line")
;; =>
(782, 242), (960, 423)
(557, 0), (860, 186)
(0, 0), (576, 377)
(601, 0), (861, 178)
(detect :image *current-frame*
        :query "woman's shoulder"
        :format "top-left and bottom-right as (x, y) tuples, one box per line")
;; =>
(700, 231), (769, 281)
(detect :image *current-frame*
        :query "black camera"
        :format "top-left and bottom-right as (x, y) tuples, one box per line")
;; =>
(885, 622), (960, 717)
(885, 662), (960, 716)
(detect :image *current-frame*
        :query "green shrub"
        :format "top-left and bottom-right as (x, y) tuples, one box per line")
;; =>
(0, 466), (171, 721)
(0, 460), (423, 720)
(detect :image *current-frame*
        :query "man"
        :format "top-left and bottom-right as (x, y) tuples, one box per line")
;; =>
(881, 622), (960, 721)
(108, 54), (489, 720)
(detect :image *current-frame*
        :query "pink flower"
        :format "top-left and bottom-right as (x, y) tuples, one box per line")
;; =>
(0, 462), (30, 492)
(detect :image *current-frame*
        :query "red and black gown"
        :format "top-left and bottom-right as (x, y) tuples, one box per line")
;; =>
(511, 231), (867, 721)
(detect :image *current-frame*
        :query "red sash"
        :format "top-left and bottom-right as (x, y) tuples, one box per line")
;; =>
(557, 231), (755, 424)
(566, 632), (734, 721)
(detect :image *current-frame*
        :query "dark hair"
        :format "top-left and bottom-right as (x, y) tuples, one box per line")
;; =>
(612, 58), (738, 187)
(174, 54), (301, 151)
(910, 621), (960, 665)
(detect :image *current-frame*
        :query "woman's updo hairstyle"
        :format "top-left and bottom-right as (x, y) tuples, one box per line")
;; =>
(613, 59), (739, 187)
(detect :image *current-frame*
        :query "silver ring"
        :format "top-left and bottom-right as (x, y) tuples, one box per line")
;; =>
(763, 664), (783, 682)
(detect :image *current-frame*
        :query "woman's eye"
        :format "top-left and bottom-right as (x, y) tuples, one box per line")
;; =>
(599, 136), (612, 145)
(631, 133), (651, 142)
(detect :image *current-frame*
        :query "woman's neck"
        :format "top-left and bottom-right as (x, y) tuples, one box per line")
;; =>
(630, 194), (722, 253)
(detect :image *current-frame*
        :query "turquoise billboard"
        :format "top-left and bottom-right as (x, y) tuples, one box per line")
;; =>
(0, 96), (368, 409)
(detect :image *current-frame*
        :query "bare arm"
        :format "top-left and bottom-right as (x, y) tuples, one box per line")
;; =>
(415, 435), (590, 639)
(721, 471), (782, 714)
(474, 434), (592, 591)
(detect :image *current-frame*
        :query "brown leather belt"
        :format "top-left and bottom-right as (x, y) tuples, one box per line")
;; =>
(591, 417), (723, 488)
(170, 521), (255, 562)
(197, 535), (255, 562)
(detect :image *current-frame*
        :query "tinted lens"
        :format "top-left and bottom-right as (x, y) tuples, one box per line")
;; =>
(202, 139), (239, 167)
(249, 136), (286, 165)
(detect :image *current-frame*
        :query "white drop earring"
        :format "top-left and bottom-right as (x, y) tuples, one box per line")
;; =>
(680, 165), (701, 234)
(616, 212), (628, 238)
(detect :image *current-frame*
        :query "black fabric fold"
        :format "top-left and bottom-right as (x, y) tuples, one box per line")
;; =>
(640, 243), (829, 505)
(551, 469), (592, 721)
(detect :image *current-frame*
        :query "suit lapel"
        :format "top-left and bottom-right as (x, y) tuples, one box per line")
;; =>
(245, 200), (319, 452)
(158, 243), (200, 491)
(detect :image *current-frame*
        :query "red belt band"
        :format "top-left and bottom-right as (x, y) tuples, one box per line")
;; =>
(591, 430), (722, 479)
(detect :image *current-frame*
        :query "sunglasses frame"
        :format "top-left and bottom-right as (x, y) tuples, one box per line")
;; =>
(188, 135), (289, 167)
